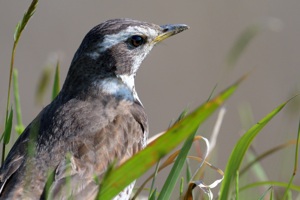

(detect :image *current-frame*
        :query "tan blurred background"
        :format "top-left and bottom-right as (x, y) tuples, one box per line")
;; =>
(1, 0), (300, 199)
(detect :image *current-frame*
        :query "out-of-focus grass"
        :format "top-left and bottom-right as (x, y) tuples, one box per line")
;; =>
(219, 101), (288, 200)
(1, 0), (38, 163)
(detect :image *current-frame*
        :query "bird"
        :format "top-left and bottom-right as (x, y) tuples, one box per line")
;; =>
(0, 18), (189, 200)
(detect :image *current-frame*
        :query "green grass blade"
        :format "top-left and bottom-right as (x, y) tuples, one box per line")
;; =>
(8, 0), (38, 122)
(240, 140), (298, 176)
(14, 0), (38, 43)
(269, 188), (273, 200)
(180, 177), (184, 197)
(52, 61), (60, 100)
(218, 101), (287, 200)
(13, 69), (25, 134)
(3, 108), (13, 145)
(235, 171), (239, 200)
(185, 159), (192, 183)
(1, 107), (13, 163)
(146, 111), (188, 198)
(293, 119), (299, 172)
(157, 131), (196, 200)
(149, 188), (157, 200)
(282, 118), (300, 199)
(226, 25), (260, 68)
(258, 186), (273, 200)
(148, 160), (160, 198)
(244, 151), (269, 183)
(36, 66), (52, 104)
(2, 0), (38, 147)
(239, 181), (300, 193)
(97, 76), (243, 200)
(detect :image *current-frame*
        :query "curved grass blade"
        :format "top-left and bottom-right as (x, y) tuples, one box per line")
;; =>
(240, 140), (299, 175)
(183, 152), (224, 200)
(97, 76), (244, 200)
(226, 25), (260, 68)
(239, 181), (300, 193)
(218, 101), (288, 200)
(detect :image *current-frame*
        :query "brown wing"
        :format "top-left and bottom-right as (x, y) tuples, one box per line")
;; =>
(0, 114), (41, 198)
(0, 96), (147, 200)
(43, 101), (148, 200)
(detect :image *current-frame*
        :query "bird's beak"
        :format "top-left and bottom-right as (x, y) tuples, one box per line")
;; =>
(153, 24), (189, 43)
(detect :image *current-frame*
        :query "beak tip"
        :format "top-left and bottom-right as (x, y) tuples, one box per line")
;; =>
(180, 24), (190, 30)
(161, 24), (190, 33)
(178, 24), (190, 32)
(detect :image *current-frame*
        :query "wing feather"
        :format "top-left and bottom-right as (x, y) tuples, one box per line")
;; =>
(44, 101), (148, 199)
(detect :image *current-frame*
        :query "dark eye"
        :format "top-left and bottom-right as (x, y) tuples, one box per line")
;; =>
(129, 35), (146, 47)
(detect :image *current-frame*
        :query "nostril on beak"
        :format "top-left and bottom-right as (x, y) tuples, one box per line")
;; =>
(162, 28), (169, 32)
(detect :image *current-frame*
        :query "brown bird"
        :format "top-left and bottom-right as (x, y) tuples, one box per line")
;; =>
(0, 18), (189, 199)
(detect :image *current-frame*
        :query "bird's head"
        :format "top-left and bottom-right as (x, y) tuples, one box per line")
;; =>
(62, 18), (189, 101)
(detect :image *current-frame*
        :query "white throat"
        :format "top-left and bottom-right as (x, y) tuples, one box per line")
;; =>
(97, 74), (142, 105)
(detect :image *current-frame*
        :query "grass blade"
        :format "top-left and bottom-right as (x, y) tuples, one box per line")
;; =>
(6, 0), (38, 129)
(218, 101), (288, 200)
(235, 171), (239, 200)
(52, 61), (60, 100)
(1, 107), (13, 162)
(157, 131), (196, 200)
(13, 69), (25, 134)
(282, 118), (300, 199)
(35, 66), (52, 104)
(240, 140), (298, 176)
(1, 0), (39, 163)
(239, 181), (300, 193)
(13, 0), (38, 43)
(97, 76), (244, 200)
(180, 177), (184, 197)
(149, 188), (157, 200)
(3, 108), (13, 145)
(258, 186), (273, 200)
(148, 160), (160, 198)
(185, 160), (192, 183)
(226, 25), (260, 68)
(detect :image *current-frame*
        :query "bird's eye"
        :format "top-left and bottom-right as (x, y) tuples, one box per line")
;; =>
(129, 35), (146, 47)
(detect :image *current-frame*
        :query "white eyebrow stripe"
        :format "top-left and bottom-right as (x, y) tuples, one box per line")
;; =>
(85, 25), (159, 60)
(98, 26), (158, 53)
